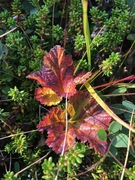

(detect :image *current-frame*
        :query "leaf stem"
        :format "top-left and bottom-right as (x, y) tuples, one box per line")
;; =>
(15, 151), (50, 176)
(109, 151), (135, 178)
(0, 27), (17, 38)
(55, 93), (68, 180)
(77, 136), (115, 177)
(120, 109), (135, 180)
(61, 93), (68, 156)
(0, 129), (38, 141)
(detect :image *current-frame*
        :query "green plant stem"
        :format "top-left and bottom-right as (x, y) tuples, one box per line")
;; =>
(0, 118), (11, 129)
(105, 92), (135, 97)
(81, 0), (91, 70)
(118, 40), (135, 74)
(74, 51), (87, 75)
(52, 0), (56, 46)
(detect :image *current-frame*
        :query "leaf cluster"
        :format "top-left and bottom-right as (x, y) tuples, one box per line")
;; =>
(90, 0), (130, 52)
(27, 45), (112, 155)
(41, 143), (87, 180)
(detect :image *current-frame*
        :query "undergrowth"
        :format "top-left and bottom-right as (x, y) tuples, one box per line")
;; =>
(0, 0), (135, 179)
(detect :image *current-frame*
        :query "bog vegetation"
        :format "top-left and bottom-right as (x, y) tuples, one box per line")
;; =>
(0, 0), (135, 179)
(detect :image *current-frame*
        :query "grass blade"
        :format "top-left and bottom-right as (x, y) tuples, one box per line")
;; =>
(85, 82), (135, 133)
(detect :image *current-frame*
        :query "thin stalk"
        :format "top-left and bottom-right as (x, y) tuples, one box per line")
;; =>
(74, 50), (87, 75)
(51, 0), (56, 46)
(0, 70), (22, 81)
(120, 109), (135, 180)
(74, 25), (105, 74)
(105, 92), (135, 97)
(118, 40), (135, 74)
(0, 129), (38, 141)
(20, 26), (32, 49)
(61, 93), (68, 156)
(109, 151), (135, 178)
(0, 27), (17, 38)
(77, 136), (116, 177)
(0, 118), (11, 129)
(55, 93), (68, 180)
(0, 150), (7, 172)
(111, 106), (135, 115)
(15, 151), (50, 176)
(79, 69), (102, 90)
(81, 0), (91, 70)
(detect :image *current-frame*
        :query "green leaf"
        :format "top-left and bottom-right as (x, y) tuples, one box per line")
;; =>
(6, 73), (14, 82)
(2, 112), (9, 117)
(14, 161), (20, 173)
(97, 129), (107, 141)
(75, 156), (82, 164)
(78, 153), (84, 158)
(108, 145), (118, 157)
(127, 34), (135, 41)
(67, 164), (72, 173)
(112, 133), (128, 148)
(30, 8), (38, 14)
(108, 121), (122, 134)
(122, 100), (135, 110)
(22, 0), (35, 12)
(112, 87), (127, 94)
(2, 85), (10, 94)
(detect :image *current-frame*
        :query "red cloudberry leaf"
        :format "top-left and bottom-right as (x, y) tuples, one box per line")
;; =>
(27, 46), (92, 106)
(37, 107), (65, 131)
(46, 123), (76, 153)
(68, 91), (111, 154)
(35, 87), (62, 106)
(37, 91), (112, 155)
(74, 71), (92, 85)
(27, 45), (76, 98)
(38, 107), (76, 153)
(68, 91), (90, 119)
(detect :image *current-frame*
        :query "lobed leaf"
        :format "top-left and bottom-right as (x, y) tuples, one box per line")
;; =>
(37, 107), (65, 131)
(35, 87), (62, 106)
(27, 45), (91, 106)
(37, 91), (112, 155)
(27, 45), (76, 98)
(27, 46), (112, 154)
(68, 91), (90, 119)
(74, 71), (92, 85)
(46, 124), (76, 153)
